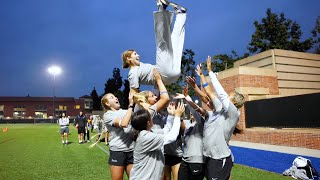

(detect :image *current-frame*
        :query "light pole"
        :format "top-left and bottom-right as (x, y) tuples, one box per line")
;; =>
(48, 65), (61, 123)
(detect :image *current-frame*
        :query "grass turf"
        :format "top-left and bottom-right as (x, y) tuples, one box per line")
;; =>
(0, 124), (291, 180)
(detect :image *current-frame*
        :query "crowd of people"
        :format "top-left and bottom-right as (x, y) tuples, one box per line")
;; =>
(58, 1), (245, 179)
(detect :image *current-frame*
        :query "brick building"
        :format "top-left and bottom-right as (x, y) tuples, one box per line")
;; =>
(206, 49), (320, 150)
(0, 95), (93, 120)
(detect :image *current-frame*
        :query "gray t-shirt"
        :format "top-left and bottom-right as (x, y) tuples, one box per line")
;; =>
(130, 130), (165, 180)
(203, 103), (240, 159)
(181, 108), (205, 163)
(149, 104), (166, 130)
(128, 62), (155, 89)
(104, 109), (134, 152)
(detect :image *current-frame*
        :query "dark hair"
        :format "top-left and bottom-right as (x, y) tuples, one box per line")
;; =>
(131, 109), (151, 141)
(233, 127), (243, 135)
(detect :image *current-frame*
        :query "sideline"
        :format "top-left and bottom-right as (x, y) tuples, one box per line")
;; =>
(0, 138), (15, 145)
(90, 134), (109, 155)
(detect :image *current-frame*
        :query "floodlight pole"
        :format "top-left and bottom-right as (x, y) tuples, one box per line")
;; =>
(48, 66), (61, 123)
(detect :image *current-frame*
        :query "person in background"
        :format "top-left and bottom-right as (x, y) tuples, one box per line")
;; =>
(74, 111), (86, 144)
(58, 112), (70, 145)
(85, 116), (91, 142)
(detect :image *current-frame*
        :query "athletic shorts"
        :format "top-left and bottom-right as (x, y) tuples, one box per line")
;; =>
(165, 154), (182, 166)
(109, 150), (133, 166)
(60, 126), (69, 134)
(205, 155), (233, 180)
(78, 126), (85, 134)
(178, 160), (205, 180)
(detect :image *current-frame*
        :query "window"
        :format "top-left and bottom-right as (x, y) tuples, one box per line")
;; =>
(13, 111), (26, 119)
(35, 105), (47, 111)
(13, 105), (26, 119)
(59, 105), (67, 110)
(84, 99), (93, 109)
(35, 112), (47, 119)
(75, 105), (80, 109)
(0, 105), (3, 119)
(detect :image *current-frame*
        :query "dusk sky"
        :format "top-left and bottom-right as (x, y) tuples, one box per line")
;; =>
(0, 0), (319, 98)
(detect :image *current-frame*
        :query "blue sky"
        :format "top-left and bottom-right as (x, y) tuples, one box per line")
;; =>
(0, 0), (319, 98)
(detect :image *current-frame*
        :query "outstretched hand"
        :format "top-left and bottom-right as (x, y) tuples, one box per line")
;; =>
(186, 76), (197, 88)
(153, 68), (161, 81)
(195, 64), (203, 76)
(174, 102), (185, 117)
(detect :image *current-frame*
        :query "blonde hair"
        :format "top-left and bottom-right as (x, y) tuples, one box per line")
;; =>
(101, 93), (112, 111)
(232, 91), (245, 108)
(121, 49), (135, 69)
(133, 91), (150, 106)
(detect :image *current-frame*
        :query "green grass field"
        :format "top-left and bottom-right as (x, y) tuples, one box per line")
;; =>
(0, 124), (291, 180)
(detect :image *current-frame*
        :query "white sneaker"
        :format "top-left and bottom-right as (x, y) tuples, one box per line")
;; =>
(170, 2), (187, 13)
(62, 140), (64, 144)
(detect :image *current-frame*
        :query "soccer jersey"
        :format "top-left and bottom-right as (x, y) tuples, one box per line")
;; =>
(104, 109), (134, 152)
(181, 108), (205, 163)
(59, 117), (69, 126)
(130, 130), (165, 180)
(128, 62), (155, 89)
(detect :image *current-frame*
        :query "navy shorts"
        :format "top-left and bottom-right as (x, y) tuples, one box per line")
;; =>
(109, 150), (133, 166)
(205, 155), (233, 180)
(165, 154), (182, 166)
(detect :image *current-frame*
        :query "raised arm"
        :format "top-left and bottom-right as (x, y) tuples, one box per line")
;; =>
(206, 56), (230, 111)
(186, 76), (210, 104)
(113, 93), (135, 128)
(195, 62), (220, 111)
(154, 68), (170, 112)
(163, 102), (184, 145)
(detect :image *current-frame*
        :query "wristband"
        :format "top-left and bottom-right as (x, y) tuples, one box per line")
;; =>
(128, 104), (134, 109)
(202, 82), (209, 88)
(160, 91), (168, 95)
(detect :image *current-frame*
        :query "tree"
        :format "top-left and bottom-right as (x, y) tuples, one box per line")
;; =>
(90, 87), (101, 110)
(248, 8), (313, 54)
(121, 79), (130, 108)
(311, 16), (320, 54)
(103, 68), (130, 109)
(104, 68), (123, 95)
(166, 49), (197, 95)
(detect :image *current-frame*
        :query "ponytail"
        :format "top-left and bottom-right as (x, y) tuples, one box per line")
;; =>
(132, 129), (141, 141)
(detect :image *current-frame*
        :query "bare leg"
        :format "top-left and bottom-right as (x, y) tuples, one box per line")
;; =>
(110, 165), (125, 180)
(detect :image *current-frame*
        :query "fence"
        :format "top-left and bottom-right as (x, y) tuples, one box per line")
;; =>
(245, 93), (320, 128)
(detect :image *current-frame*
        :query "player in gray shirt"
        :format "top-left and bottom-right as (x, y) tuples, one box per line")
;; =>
(58, 113), (70, 145)
(133, 67), (170, 129)
(197, 57), (245, 180)
(130, 101), (185, 180)
(121, 0), (187, 93)
(101, 92), (135, 180)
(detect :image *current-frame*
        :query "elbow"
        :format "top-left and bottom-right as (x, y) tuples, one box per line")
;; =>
(163, 95), (170, 102)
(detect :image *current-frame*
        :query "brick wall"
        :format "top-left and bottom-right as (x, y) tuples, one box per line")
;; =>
(232, 129), (320, 150)
(219, 74), (279, 95)
(215, 72), (320, 150)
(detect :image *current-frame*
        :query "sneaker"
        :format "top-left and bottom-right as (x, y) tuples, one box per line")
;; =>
(65, 140), (68, 144)
(87, 140), (91, 143)
(170, 2), (187, 13)
(156, 0), (170, 10)
(62, 140), (65, 144)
